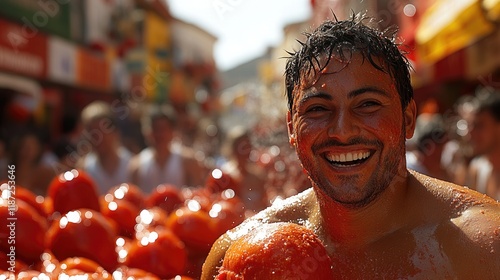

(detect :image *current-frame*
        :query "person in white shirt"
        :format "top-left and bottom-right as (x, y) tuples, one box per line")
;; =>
(467, 91), (500, 201)
(128, 105), (208, 194)
(77, 101), (131, 194)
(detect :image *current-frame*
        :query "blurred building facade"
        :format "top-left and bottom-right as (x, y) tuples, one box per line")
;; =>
(0, 0), (219, 146)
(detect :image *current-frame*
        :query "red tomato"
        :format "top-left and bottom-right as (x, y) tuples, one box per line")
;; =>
(107, 183), (146, 209)
(0, 199), (48, 264)
(47, 170), (100, 214)
(59, 257), (106, 274)
(182, 187), (212, 212)
(113, 266), (161, 279)
(100, 197), (140, 238)
(204, 169), (239, 194)
(134, 207), (170, 233)
(46, 209), (118, 272)
(37, 251), (60, 276)
(15, 270), (46, 280)
(216, 222), (333, 279)
(0, 250), (28, 272)
(209, 199), (246, 237)
(166, 206), (219, 255)
(146, 184), (184, 215)
(0, 183), (47, 218)
(168, 276), (195, 280)
(125, 229), (187, 279)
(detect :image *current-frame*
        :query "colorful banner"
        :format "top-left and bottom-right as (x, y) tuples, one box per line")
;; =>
(76, 48), (111, 92)
(48, 36), (77, 84)
(0, 18), (47, 78)
(416, 0), (495, 63)
(0, 0), (72, 39)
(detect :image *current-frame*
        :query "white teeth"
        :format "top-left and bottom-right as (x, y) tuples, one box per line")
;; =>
(327, 151), (370, 163)
(346, 153), (353, 161)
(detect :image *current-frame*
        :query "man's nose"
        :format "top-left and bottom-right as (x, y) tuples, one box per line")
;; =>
(327, 111), (360, 141)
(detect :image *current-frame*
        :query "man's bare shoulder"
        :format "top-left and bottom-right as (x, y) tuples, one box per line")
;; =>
(201, 188), (317, 280)
(410, 170), (500, 275)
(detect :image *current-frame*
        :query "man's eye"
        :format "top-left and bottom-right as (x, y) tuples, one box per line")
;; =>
(306, 106), (327, 112)
(360, 101), (381, 107)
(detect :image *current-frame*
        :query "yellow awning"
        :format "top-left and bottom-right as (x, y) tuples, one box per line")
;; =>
(416, 0), (499, 63)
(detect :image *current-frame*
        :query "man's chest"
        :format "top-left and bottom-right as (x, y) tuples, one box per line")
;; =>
(323, 227), (456, 279)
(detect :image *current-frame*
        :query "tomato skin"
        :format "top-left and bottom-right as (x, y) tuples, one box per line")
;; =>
(0, 183), (48, 218)
(125, 229), (187, 279)
(0, 199), (48, 265)
(0, 250), (29, 272)
(166, 206), (219, 255)
(216, 222), (334, 280)
(47, 170), (101, 215)
(101, 197), (140, 238)
(46, 209), (118, 272)
(135, 207), (170, 233)
(59, 257), (106, 273)
(108, 183), (146, 210)
(204, 170), (239, 194)
(113, 266), (162, 279)
(209, 197), (246, 237)
(146, 184), (184, 215)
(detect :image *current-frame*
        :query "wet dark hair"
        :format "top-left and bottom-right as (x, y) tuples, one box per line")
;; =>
(284, 13), (413, 111)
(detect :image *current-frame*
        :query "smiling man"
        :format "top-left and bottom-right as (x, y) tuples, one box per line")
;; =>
(202, 14), (500, 279)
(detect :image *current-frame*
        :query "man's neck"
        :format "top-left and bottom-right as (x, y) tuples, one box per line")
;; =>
(154, 145), (171, 166)
(97, 147), (120, 175)
(314, 170), (411, 248)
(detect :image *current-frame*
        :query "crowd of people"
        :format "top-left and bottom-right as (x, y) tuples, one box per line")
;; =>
(0, 97), (311, 216)
(406, 89), (500, 201)
(1, 85), (498, 209)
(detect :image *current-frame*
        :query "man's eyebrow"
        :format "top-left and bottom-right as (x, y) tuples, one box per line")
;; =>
(297, 86), (391, 108)
(298, 91), (332, 107)
(348, 86), (391, 99)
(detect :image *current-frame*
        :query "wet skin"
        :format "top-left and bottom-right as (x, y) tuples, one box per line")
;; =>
(202, 55), (500, 279)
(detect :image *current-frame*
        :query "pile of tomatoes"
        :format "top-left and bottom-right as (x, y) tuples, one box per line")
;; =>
(0, 169), (247, 279)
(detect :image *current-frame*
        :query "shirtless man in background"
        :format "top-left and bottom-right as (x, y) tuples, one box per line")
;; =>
(202, 14), (500, 279)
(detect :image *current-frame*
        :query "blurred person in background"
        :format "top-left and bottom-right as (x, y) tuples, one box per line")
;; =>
(8, 129), (55, 195)
(51, 137), (78, 174)
(467, 90), (500, 200)
(128, 104), (208, 194)
(406, 114), (450, 181)
(220, 126), (269, 214)
(440, 95), (477, 185)
(77, 101), (132, 194)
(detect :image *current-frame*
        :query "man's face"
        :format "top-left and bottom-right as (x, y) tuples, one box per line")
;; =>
(470, 110), (500, 156)
(287, 54), (416, 207)
(150, 118), (174, 148)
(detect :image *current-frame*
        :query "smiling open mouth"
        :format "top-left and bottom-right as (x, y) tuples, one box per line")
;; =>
(325, 151), (371, 167)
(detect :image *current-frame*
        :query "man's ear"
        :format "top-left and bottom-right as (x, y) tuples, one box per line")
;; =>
(287, 111), (296, 146)
(404, 99), (417, 139)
